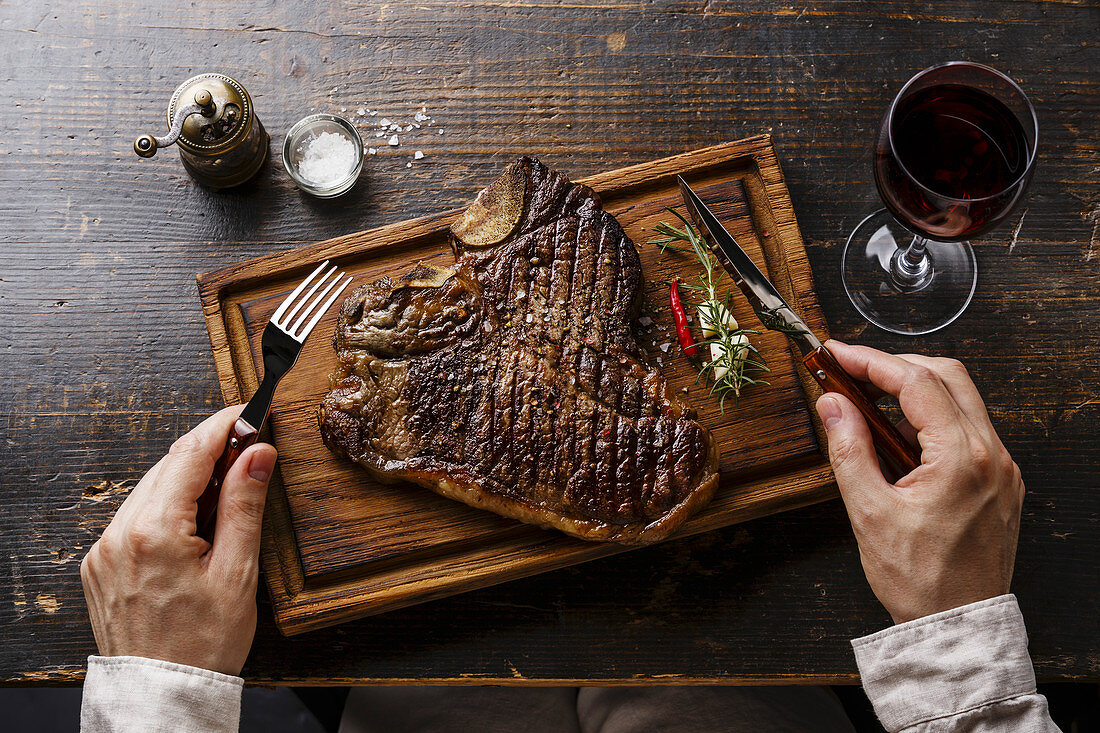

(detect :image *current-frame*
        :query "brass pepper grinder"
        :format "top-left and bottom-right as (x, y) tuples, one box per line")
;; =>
(134, 73), (269, 190)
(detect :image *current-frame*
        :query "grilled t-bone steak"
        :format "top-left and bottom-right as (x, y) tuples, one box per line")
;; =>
(319, 157), (719, 544)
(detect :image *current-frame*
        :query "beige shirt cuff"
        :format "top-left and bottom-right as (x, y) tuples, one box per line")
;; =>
(851, 595), (1042, 732)
(81, 655), (243, 733)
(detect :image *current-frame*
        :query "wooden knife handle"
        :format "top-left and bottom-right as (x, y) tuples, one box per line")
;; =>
(803, 345), (921, 479)
(196, 418), (259, 542)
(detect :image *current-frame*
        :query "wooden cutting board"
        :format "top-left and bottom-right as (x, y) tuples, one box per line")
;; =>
(197, 134), (836, 636)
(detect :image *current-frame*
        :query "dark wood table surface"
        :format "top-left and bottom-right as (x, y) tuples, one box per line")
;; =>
(1, 0), (1097, 685)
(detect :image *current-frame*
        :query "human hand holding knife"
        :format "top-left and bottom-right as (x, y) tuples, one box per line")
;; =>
(677, 177), (921, 478)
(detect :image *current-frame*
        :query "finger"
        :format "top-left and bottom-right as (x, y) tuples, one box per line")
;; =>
(816, 393), (895, 510)
(824, 340), (967, 435)
(155, 405), (246, 509)
(109, 455), (169, 527)
(210, 443), (276, 576)
(892, 353), (994, 432)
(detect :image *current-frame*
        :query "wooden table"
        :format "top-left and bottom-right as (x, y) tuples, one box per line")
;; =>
(1, 0), (1096, 685)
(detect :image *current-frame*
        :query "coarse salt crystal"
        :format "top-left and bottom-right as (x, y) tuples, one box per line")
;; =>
(379, 118), (391, 127)
(375, 131), (384, 137)
(638, 316), (653, 326)
(659, 343), (671, 353)
(357, 107), (366, 116)
(414, 150), (424, 159)
(406, 162), (412, 167)
(295, 131), (356, 187)
(388, 135), (399, 146)
(369, 110), (378, 116)
(367, 147), (377, 155)
(439, 129), (444, 135)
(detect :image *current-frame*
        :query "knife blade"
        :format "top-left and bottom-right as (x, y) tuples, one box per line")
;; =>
(677, 176), (921, 477)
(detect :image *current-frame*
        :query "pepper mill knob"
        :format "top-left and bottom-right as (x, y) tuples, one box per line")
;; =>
(134, 134), (157, 158)
(194, 89), (214, 113)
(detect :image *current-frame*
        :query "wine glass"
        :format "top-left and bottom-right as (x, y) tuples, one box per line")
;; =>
(842, 62), (1038, 335)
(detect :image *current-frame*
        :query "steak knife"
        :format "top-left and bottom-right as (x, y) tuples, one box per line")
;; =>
(677, 177), (921, 477)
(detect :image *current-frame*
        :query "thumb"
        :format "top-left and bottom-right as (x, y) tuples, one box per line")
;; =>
(817, 393), (892, 509)
(210, 443), (277, 574)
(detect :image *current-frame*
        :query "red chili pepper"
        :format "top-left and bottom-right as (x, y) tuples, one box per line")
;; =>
(669, 278), (698, 357)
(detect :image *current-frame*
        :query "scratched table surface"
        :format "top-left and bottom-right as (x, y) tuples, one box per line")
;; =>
(1, 0), (1097, 685)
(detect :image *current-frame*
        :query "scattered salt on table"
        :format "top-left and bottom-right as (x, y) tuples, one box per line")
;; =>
(414, 150), (424, 159)
(296, 131), (356, 187)
(388, 135), (400, 146)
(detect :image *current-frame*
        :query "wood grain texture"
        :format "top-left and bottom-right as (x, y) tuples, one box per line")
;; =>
(0, 0), (1096, 683)
(198, 137), (836, 634)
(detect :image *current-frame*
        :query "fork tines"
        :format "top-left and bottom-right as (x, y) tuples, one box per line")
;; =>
(270, 260), (353, 342)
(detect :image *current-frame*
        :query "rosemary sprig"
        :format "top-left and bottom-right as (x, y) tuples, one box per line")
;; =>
(648, 209), (770, 411)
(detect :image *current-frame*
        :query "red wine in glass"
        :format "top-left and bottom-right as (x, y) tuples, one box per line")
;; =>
(876, 84), (1032, 242)
(842, 62), (1038, 335)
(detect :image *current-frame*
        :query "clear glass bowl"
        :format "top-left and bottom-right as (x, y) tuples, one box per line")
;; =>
(282, 114), (363, 198)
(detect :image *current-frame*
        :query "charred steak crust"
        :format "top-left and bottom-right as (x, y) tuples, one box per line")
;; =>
(319, 157), (720, 544)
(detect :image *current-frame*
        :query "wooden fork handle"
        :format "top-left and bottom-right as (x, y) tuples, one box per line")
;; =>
(803, 345), (921, 479)
(196, 418), (259, 542)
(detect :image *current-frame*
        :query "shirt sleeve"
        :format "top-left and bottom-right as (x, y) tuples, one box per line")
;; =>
(851, 594), (1059, 732)
(81, 655), (243, 733)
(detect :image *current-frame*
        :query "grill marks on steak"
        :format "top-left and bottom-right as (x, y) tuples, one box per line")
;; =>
(319, 157), (719, 544)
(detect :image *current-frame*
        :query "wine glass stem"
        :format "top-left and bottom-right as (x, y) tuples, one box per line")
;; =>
(890, 235), (933, 290)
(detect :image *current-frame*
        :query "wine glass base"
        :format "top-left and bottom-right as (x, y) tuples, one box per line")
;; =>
(841, 209), (977, 335)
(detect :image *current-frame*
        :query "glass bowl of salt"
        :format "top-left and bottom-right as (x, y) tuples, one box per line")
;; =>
(282, 114), (363, 198)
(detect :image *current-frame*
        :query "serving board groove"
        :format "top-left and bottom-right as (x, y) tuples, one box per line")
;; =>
(198, 134), (836, 635)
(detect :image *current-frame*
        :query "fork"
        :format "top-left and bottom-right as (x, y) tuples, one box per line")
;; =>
(196, 260), (352, 540)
